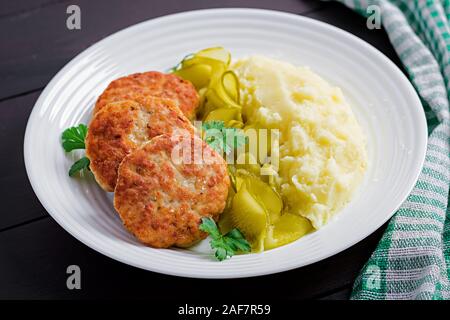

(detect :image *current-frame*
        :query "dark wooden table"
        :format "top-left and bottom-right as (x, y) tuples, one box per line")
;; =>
(0, 0), (401, 300)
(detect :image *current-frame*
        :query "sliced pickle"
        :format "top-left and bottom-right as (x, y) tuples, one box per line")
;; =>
(244, 176), (283, 224)
(232, 171), (282, 224)
(224, 153), (285, 252)
(203, 70), (241, 113)
(173, 47), (244, 125)
(235, 168), (252, 176)
(247, 127), (273, 164)
(228, 120), (245, 128)
(218, 210), (234, 235)
(204, 107), (241, 124)
(195, 87), (208, 118)
(243, 123), (256, 130)
(235, 152), (260, 176)
(174, 63), (211, 90)
(225, 186), (235, 211)
(183, 56), (226, 75)
(234, 175), (245, 191)
(218, 187), (236, 234)
(195, 47), (231, 65)
(230, 182), (267, 247)
(252, 235), (265, 252)
(227, 165), (237, 192)
(260, 164), (278, 186)
(201, 91), (223, 117)
(222, 71), (240, 102)
(205, 86), (241, 110)
(216, 72), (241, 107)
(264, 213), (313, 250)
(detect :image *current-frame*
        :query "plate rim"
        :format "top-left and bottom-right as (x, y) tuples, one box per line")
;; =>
(23, 8), (428, 278)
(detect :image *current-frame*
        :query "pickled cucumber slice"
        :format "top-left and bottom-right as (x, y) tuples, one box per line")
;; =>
(260, 164), (278, 187)
(243, 126), (274, 164)
(231, 171), (282, 226)
(173, 47), (244, 125)
(195, 47), (231, 66)
(202, 88), (241, 120)
(230, 182), (267, 248)
(224, 165), (285, 252)
(235, 152), (260, 176)
(245, 176), (282, 224)
(234, 175), (244, 191)
(218, 210), (234, 235)
(222, 71), (240, 102)
(205, 86), (241, 110)
(174, 63), (211, 90)
(218, 187), (236, 235)
(204, 107), (241, 124)
(228, 120), (245, 129)
(264, 213), (313, 250)
(182, 57), (226, 83)
(227, 165), (237, 192)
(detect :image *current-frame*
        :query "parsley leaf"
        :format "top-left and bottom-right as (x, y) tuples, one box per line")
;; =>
(61, 124), (90, 177)
(68, 156), (90, 176)
(214, 246), (228, 261)
(202, 121), (247, 155)
(61, 124), (88, 152)
(199, 217), (251, 261)
(223, 228), (251, 252)
(199, 216), (221, 239)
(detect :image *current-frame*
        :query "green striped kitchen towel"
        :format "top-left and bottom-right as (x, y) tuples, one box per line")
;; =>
(333, 0), (450, 299)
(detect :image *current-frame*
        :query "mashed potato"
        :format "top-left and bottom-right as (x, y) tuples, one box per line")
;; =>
(233, 56), (367, 229)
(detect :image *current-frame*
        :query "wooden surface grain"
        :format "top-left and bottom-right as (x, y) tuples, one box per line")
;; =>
(0, 0), (398, 300)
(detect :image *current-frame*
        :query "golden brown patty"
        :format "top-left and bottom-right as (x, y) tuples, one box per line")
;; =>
(94, 71), (199, 119)
(114, 134), (230, 248)
(86, 97), (194, 192)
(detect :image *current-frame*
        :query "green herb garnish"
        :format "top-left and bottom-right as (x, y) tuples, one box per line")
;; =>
(69, 156), (90, 177)
(202, 120), (247, 155)
(199, 217), (251, 261)
(61, 124), (90, 176)
(61, 124), (88, 152)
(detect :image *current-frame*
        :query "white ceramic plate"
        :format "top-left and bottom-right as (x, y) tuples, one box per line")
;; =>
(24, 9), (427, 278)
